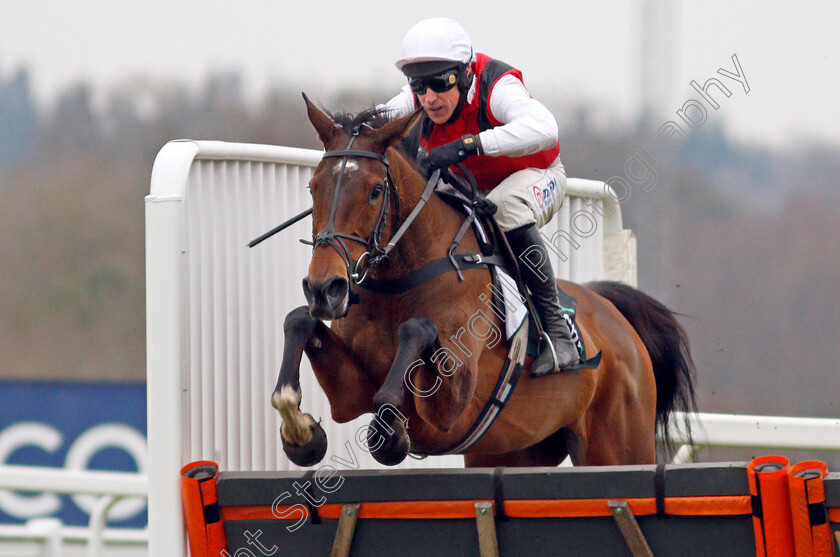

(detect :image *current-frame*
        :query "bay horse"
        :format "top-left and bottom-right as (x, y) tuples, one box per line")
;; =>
(271, 94), (696, 468)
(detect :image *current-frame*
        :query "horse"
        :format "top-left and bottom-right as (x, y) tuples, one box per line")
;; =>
(271, 94), (697, 468)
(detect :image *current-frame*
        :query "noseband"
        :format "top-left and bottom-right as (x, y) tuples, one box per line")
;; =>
(312, 129), (402, 285)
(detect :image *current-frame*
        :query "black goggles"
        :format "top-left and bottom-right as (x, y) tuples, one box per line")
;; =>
(408, 68), (460, 95)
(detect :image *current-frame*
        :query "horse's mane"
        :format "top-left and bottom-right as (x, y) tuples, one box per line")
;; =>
(328, 106), (391, 133)
(328, 106), (424, 165)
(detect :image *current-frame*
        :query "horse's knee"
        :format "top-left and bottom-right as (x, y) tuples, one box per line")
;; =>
(284, 305), (318, 335)
(398, 316), (438, 345)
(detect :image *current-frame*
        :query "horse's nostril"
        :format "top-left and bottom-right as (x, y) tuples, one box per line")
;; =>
(326, 277), (348, 300)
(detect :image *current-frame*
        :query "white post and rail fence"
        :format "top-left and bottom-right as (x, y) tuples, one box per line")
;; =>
(1, 140), (836, 556)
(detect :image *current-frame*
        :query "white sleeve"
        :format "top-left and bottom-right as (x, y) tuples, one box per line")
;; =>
(477, 75), (559, 157)
(377, 84), (416, 120)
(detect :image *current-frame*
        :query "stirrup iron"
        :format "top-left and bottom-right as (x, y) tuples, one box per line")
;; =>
(540, 330), (561, 373)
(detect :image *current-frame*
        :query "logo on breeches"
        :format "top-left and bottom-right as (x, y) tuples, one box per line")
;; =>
(532, 185), (544, 208)
(533, 178), (559, 211)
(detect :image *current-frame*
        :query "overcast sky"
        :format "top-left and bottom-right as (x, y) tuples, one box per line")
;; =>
(2, 0), (838, 148)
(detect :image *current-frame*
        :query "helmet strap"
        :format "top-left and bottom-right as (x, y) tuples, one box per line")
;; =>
(446, 63), (471, 124)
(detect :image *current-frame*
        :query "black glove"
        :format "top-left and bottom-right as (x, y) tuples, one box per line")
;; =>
(420, 134), (481, 174)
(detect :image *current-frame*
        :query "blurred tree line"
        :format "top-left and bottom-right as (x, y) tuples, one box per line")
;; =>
(1, 65), (838, 433)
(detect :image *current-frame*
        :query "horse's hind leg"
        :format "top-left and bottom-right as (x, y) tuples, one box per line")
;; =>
(273, 306), (377, 467)
(564, 392), (656, 466)
(464, 429), (570, 467)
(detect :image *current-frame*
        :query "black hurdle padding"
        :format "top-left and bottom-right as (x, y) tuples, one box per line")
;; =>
(215, 463), (759, 557)
(826, 471), (840, 540)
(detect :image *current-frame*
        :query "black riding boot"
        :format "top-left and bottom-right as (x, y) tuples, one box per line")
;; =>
(506, 224), (580, 375)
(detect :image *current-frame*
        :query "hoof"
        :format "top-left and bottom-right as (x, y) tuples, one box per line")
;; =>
(281, 420), (327, 467)
(368, 415), (410, 466)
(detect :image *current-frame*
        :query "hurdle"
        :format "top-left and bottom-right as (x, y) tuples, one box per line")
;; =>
(179, 456), (839, 556)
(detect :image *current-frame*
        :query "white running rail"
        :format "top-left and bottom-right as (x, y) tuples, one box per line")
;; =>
(0, 465), (148, 557)
(668, 412), (840, 464)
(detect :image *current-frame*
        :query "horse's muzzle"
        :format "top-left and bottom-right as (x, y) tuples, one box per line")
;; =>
(302, 276), (349, 320)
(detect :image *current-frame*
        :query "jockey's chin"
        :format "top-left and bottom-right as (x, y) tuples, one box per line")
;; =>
(423, 104), (453, 125)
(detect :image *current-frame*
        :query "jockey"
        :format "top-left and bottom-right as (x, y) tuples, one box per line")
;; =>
(381, 17), (579, 375)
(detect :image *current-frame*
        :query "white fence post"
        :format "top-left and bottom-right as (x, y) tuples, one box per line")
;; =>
(146, 141), (198, 557)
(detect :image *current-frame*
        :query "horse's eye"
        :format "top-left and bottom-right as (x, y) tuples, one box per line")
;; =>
(369, 184), (384, 201)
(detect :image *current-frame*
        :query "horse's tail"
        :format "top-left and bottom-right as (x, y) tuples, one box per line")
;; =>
(587, 281), (698, 450)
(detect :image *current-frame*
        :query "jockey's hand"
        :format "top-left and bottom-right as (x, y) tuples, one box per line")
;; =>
(420, 134), (481, 174)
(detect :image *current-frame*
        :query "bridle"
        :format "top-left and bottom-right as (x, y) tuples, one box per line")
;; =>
(312, 128), (403, 286)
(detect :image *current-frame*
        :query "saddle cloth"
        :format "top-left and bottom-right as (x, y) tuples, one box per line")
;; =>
(471, 209), (590, 364)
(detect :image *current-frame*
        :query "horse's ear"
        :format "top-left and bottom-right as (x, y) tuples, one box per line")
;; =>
(372, 108), (424, 152)
(302, 92), (340, 146)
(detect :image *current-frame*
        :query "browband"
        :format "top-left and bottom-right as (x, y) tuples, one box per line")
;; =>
(322, 150), (389, 166)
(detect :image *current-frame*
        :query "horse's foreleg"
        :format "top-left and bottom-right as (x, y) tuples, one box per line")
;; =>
(272, 306), (327, 466)
(272, 306), (379, 467)
(369, 316), (438, 466)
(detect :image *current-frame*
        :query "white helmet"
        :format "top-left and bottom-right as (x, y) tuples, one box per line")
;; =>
(395, 17), (474, 77)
